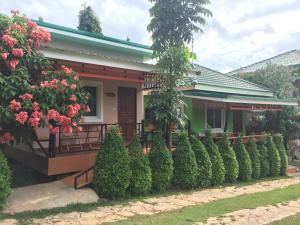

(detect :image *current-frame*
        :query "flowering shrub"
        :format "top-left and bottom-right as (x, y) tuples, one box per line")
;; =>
(0, 11), (89, 147)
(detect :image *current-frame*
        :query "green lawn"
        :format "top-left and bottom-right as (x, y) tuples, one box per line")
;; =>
(269, 213), (300, 225)
(106, 183), (300, 225)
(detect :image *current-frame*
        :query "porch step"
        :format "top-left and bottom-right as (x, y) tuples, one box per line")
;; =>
(287, 165), (299, 174)
(63, 168), (94, 189)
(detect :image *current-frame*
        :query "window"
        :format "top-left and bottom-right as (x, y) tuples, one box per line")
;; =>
(206, 108), (223, 130)
(84, 86), (97, 117)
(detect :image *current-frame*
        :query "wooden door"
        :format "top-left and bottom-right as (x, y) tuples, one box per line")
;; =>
(118, 87), (137, 143)
(233, 111), (243, 134)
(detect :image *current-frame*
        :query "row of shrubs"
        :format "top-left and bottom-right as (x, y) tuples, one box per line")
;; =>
(93, 127), (288, 199)
(0, 150), (11, 208)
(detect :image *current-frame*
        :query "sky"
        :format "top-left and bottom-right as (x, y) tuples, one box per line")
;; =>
(1, 0), (300, 73)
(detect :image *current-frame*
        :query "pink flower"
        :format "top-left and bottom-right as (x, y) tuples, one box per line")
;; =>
(15, 111), (28, 125)
(40, 81), (50, 88)
(27, 20), (37, 28)
(31, 111), (42, 119)
(2, 35), (17, 48)
(74, 75), (79, 80)
(62, 65), (73, 74)
(29, 117), (40, 128)
(69, 94), (77, 102)
(77, 126), (83, 132)
(32, 102), (40, 111)
(67, 104), (80, 118)
(9, 100), (21, 111)
(0, 133), (14, 144)
(11, 24), (24, 33)
(19, 93), (33, 101)
(63, 126), (73, 134)
(31, 27), (51, 48)
(61, 79), (68, 86)
(11, 48), (24, 57)
(49, 126), (59, 134)
(70, 84), (76, 90)
(47, 109), (59, 120)
(57, 115), (71, 126)
(0, 53), (9, 60)
(85, 105), (91, 113)
(50, 79), (59, 85)
(6, 59), (19, 70)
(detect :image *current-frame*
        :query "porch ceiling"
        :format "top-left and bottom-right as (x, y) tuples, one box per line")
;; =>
(183, 90), (298, 107)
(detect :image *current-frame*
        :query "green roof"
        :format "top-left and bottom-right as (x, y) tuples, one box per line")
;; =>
(183, 64), (275, 97)
(35, 20), (153, 58)
(228, 50), (300, 75)
(182, 90), (298, 106)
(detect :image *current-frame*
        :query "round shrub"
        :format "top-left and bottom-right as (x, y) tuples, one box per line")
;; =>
(218, 133), (239, 183)
(190, 135), (212, 187)
(273, 134), (288, 176)
(0, 151), (11, 208)
(247, 136), (261, 179)
(172, 132), (197, 189)
(258, 140), (270, 177)
(204, 130), (225, 186)
(148, 132), (173, 192)
(266, 135), (280, 176)
(234, 135), (252, 181)
(93, 126), (131, 199)
(128, 135), (152, 195)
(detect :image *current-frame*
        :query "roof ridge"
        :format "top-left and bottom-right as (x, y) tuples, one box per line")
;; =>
(228, 49), (299, 74)
(34, 20), (152, 50)
(193, 63), (273, 92)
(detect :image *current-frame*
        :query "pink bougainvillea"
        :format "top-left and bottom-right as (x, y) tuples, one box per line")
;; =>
(19, 93), (33, 101)
(11, 48), (24, 57)
(2, 34), (17, 48)
(9, 100), (21, 111)
(15, 111), (28, 125)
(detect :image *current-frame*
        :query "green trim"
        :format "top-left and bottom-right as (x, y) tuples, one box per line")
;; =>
(35, 20), (153, 57)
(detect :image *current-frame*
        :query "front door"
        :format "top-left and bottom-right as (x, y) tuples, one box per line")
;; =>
(233, 111), (243, 134)
(118, 87), (137, 143)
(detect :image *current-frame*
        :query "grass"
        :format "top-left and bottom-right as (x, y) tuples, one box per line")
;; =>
(0, 176), (291, 222)
(269, 213), (300, 225)
(106, 183), (300, 225)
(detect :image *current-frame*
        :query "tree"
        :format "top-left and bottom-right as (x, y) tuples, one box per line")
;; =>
(239, 63), (295, 99)
(273, 134), (288, 176)
(234, 135), (252, 181)
(78, 4), (102, 34)
(172, 132), (197, 189)
(190, 135), (212, 187)
(258, 140), (270, 177)
(0, 150), (11, 208)
(204, 130), (225, 186)
(128, 135), (152, 195)
(0, 12), (89, 149)
(93, 126), (131, 199)
(218, 133), (239, 183)
(147, 0), (212, 146)
(148, 0), (212, 55)
(148, 133), (173, 192)
(247, 136), (261, 179)
(266, 135), (280, 176)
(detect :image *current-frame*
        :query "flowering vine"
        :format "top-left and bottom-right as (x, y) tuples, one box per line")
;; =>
(0, 11), (89, 147)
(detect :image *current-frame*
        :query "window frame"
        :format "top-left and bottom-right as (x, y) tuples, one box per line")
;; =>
(205, 107), (225, 133)
(82, 80), (103, 123)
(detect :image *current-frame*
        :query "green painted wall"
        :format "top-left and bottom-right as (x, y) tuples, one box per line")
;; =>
(184, 97), (205, 133)
(226, 111), (233, 133)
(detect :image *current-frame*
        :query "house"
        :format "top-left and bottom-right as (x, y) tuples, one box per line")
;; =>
(4, 21), (154, 179)
(144, 64), (297, 136)
(227, 49), (300, 76)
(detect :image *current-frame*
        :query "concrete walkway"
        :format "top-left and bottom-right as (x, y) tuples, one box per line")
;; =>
(2, 181), (99, 214)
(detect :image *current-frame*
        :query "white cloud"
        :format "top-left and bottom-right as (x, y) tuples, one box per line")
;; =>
(1, 0), (299, 71)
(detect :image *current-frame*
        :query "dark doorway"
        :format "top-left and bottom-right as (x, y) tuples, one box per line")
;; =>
(118, 87), (137, 143)
(233, 111), (243, 134)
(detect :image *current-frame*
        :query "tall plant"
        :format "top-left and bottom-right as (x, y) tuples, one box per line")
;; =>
(78, 4), (102, 34)
(247, 136), (261, 179)
(273, 134), (288, 176)
(147, 0), (212, 144)
(234, 135), (252, 181)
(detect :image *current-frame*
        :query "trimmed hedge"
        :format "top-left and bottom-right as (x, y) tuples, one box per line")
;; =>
(266, 135), (280, 176)
(273, 134), (288, 176)
(247, 136), (261, 179)
(190, 135), (212, 187)
(148, 132), (173, 192)
(93, 126), (131, 199)
(128, 135), (152, 195)
(218, 133), (239, 183)
(258, 140), (270, 177)
(172, 132), (197, 189)
(204, 130), (225, 186)
(0, 150), (11, 208)
(234, 135), (252, 181)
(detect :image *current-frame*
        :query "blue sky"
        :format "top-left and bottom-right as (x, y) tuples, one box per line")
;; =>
(1, 0), (300, 72)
